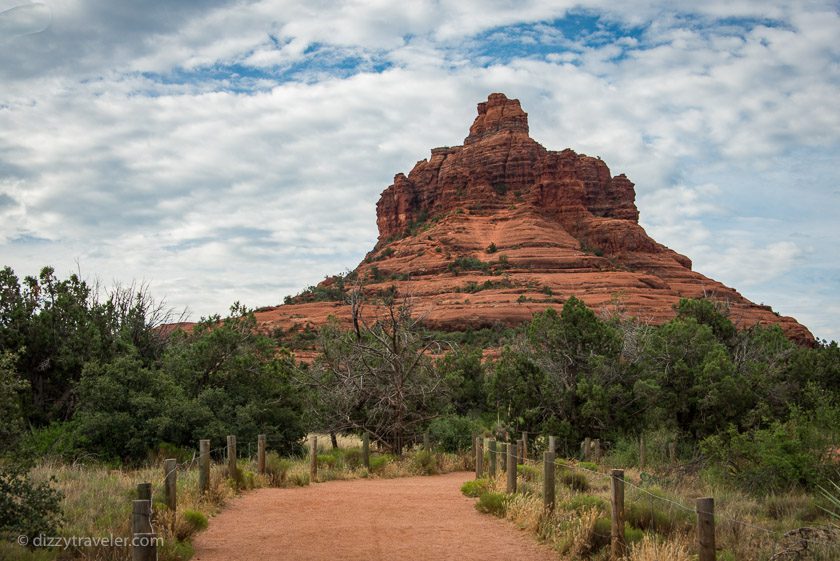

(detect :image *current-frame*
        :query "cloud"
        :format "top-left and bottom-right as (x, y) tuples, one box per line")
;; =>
(0, 1), (837, 340)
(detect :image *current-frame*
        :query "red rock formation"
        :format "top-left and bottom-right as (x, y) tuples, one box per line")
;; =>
(257, 93), (814, 348)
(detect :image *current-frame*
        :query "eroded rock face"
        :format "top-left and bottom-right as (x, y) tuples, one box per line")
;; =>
(258, 93), (814, 347)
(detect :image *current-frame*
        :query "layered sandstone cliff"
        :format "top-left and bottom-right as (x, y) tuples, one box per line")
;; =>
(254, 93), (814, 347)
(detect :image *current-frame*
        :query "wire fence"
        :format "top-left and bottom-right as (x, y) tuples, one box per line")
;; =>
(131, 428), (838, 561)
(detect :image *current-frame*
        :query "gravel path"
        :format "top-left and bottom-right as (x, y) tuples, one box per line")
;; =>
(192, 471), (557, 561)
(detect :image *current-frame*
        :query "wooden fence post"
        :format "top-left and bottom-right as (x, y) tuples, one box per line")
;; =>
(163, 458), (177, 512)
(548, 435), (556, 454)
(593, 438), (601, 462)
(499, 442), (506, 472)
(362, 433), (370, 469)
(199, 439), (210, 494)
(697, 497), (716, 561)
(507, 442), (516, 493)
(309, 435), (318, 482)
(583, 437), (591, 461)
(488, 439), (496, 478)
(136, 482), (151, 502)
(521, 431), (528, 462)
(423, 432), (430, 452)
(227, 435), (237, 477)
(610, 469), (626, 559)
(639, 434), (646, 470)
(475, 436), (484, 478)
(132, 499), (156, 561)
(543, 451), (555, 512)
(257, 434), (266, 475)
(516, 439), (524, 465)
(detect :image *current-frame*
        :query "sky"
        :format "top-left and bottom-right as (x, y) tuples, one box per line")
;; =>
(0, 1), (838, 341)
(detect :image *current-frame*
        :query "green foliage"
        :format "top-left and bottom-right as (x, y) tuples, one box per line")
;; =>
(159, 538), (194, 561)
(181, 509), (208, 535)
(517, 464), (540, 481)
(448, 255), (490, 274)
(16, 422), (84, 461)
(411, 450), (438, 475)
(562, 494), (607, 513)
(461, 478), (491, 497)
(437, 347), (486, 416)
(423, 325), (514, 348)
(491, 183), (508, 196)
(0, 466), (63, 542)
(428, 415), (484, 452)
(625, 493), (693, 534)
(623, 523), (644, 544)
(676, 298), (737, 343)
(285, 274), (350, 304)
(577, 461), (598, 472)
(264, 452), (293, 486)
(0, 266), (169, 427)
(0, 352), (26, 454)
(476, 491), (507, 516)
(701, 403), (840, 493)
(559, 469), (589, 491)
(591, 517), (612, 550)
(368, 454), (392, 473)
(486, 242), (497, 253)
(342, 449), (363, 469)
(458, 278), (513, 294)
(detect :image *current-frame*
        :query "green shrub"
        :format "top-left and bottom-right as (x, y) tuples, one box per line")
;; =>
(240, 469), (256, 490)
(16, 421), (84, 462)
(412, 450), (438, 475)
(175, 509), (208, 540)
(183, 509), (208, 532)
(625, 493), (693, 535)
(562, 494), (608, 513)
(428, 416), (484, 452)
(591, 517), (612, 551)
(159, 538), (194, 561)
(368, 454), (392, 473)
(517, 464), (540, 481)
(288, 472), (309, 486)
(152, 442), (194, 464)
(461, 479), (490, 498)
(700, 408), (838, 493)
(264, 452), (293, 486)
(343, 449), (363, 469)
(560, 470), (589, 491)
(317, 453), (341, 469)
(476, 491), (507, 516)
(0, 467), (63, 542)
(577, 461), (599, 472)
(624, 523), (644, 544)
(492, 183), (508, 196)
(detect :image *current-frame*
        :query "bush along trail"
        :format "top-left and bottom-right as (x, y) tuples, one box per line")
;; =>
(462, 433), (840, 561)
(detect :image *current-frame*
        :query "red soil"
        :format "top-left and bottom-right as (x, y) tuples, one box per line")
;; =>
(192, 471), (557, 561)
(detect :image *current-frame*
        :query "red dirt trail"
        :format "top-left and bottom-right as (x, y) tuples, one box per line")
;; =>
(192, 471), (558, 561)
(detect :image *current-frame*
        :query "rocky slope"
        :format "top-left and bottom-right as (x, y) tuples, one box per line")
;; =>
(254, 93), (814, 348)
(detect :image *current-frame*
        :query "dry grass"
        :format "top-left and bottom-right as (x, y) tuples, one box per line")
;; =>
(7, 447), (472, 561)
(466, 456), (840, 561)
(628, 534), (692, 561)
